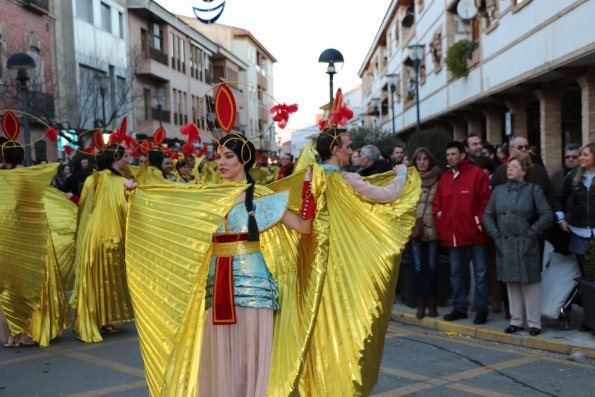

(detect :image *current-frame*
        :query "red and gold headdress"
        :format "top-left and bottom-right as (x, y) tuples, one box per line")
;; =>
(189, 82), (298, 165)
(317, 88), (354, 147)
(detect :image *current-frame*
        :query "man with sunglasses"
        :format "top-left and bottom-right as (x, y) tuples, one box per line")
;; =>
(492, 136), (553, 202)
(549, 144), (581, 252)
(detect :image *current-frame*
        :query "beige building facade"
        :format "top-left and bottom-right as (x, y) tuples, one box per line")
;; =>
(359, 0), (595, 172)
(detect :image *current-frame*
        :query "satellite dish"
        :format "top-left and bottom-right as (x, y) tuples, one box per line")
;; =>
(456, 0), (478, 20)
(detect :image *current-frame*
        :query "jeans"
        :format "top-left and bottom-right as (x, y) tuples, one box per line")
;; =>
(449, 243), (489, 313)
(411, 240), (440, 298)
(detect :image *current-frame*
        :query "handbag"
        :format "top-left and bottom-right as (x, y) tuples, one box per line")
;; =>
(411, 187), (431, 240)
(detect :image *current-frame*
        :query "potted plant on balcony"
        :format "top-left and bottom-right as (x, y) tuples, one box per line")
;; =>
(578, 241), (595, 334)
(444, 39), (475, 79)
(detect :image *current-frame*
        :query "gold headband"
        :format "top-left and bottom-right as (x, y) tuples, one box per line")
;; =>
(217, 133), (254, 165)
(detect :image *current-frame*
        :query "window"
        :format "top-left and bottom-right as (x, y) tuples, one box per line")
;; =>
(101, 3), (112, 33)
(150, 23), (162, 51)
(27, 47), (43, 91)
(76, 0), (93, 23)
(143, 88), (150, 121)
(118, 12), (125, 39)
(0, 30), (4, 80)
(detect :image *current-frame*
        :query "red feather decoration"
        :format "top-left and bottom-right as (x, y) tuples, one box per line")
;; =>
(270, 103), (298, 129)
(44, 127), (59, 142)
(64, 146), (75, 156)
(180, 123), (201, 143)
(84, 146), (95, 154)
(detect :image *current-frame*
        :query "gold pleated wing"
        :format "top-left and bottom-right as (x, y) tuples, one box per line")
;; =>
(71, 170), (134, 342)
(293, 144), (319, 174)
(256, 167), (329, 396)
(43, 186), (78, 291)
(136, 165), (173, 185)
(198, 161), (222, 185)
(126, 164), (141, 179)
(0, 164), (70, 346)
(126, 183), (248, 397)
(298, 167), (421, 396)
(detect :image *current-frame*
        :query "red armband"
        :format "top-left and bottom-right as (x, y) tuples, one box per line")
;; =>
(301, 181), (315, 220)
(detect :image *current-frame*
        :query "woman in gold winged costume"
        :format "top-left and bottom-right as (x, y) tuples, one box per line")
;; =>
(0, 143), (71, 348)
(71, 144), (136, 342)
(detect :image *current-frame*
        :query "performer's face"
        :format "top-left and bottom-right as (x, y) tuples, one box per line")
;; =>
(216, 145), (246, 181)
(334, 135), (353, 168)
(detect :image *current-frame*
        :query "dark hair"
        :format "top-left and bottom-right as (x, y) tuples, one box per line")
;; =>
(316, 128), (346, 162)
(283, 153), (294, 162)
(565, 143), (580, 152)
(148, 149), (164, 169)
(219, 134), (259, 242)
(176, 159), (189, 173)
(393, 143), (406, 150)
(473, 155), (498, 174)
(411, 147), (438, 170)
(446, 140), (466, 154)
(98, 144), (125, 171)
(482, 142), (496, 156)
(463, 133), (480, 148)
(2, 143), (25, 166)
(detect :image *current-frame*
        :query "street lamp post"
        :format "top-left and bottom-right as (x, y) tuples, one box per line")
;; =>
(407, 44), (425, 132)
(386, 73), (400, 135)
(318, 48), (344, 108)
(7, 53), (36, 166)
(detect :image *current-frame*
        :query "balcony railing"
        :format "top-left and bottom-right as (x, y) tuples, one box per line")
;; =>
(148, 47), (168, 65)
(151, 107), (170, 123)
(24, 0), (49, 14)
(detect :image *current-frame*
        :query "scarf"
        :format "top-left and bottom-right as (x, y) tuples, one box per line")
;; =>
(418, 165), (441, 189)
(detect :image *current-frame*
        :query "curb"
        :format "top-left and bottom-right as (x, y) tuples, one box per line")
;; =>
(391, 310), (595, 359)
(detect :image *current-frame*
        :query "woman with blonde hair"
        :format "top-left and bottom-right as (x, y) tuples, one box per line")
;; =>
(556, 143), (595, 274)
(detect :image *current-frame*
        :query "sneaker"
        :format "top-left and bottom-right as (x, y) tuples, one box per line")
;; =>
(528, 327), (541, 336)
(443, 310), (468, 321)
(473, 311), (488, 324)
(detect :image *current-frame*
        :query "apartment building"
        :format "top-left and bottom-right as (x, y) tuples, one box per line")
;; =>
(0, 0), (56, 161)
(54, 0), (130, 140)
(359, 0), (595, 171)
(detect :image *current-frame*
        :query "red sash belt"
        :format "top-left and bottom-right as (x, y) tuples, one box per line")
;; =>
(211, 234), (249, 325)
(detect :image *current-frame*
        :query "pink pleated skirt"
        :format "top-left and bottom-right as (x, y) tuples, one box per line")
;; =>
(198, 307), (273, 397)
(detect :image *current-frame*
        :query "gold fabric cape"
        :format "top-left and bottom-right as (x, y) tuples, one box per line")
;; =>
(71, 169), (134, 342)
(136, 165), (173, 186)
(44, 186), (78, 292)
(297, 166), (421, 396)
(0, 164), (71, 347)
(126, 167), (329, 397)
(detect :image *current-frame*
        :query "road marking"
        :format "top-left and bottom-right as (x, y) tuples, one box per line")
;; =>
(441, 357), (537, 381)
(61, 380), (147, 397)
(373, 382), (436, 396)
(380, 367), (429, 381)
(66, 351), (145, 378)
(75, 336), (139, 351)
(448, 382), (516, 397)
(387, 324), (595, 370)
(0, 352), (51, 366)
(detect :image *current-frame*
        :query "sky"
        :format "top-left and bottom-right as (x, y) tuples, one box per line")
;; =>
(154, 0), (392, 140)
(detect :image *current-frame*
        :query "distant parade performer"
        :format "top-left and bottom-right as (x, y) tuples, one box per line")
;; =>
(70, 120), (138, 342)
(0, 111), (72, 347)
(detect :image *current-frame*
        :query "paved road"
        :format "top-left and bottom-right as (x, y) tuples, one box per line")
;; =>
(1, 321), (594, 396)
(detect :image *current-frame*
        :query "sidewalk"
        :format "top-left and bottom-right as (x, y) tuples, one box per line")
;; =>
(392, 299), (595, 359)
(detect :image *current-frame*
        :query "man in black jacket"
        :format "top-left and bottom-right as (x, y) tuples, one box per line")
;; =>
(358, 144), (392, 177)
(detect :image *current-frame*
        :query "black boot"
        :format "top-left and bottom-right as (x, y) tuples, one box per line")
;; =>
(416, 298), (426, 319)
(427, 296), (438, 318)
